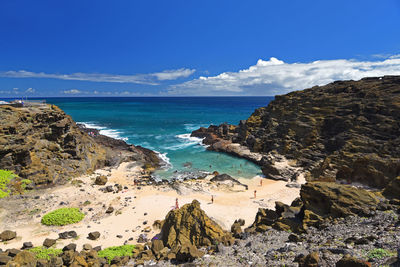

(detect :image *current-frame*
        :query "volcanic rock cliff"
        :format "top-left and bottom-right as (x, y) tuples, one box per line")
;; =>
(0, 104), (159, 185)
(192, 76), (400, 190)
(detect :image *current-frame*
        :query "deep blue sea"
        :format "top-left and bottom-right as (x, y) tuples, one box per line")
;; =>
(40, 97), (273, 180)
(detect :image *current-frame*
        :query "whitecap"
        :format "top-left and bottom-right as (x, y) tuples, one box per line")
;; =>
(176, 133), (209, 148)
(154, 151), (172, 170)
(78, 121), (128, 141)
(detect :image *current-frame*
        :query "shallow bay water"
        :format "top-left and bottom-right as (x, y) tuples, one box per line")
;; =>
(46, 97), (273, 180)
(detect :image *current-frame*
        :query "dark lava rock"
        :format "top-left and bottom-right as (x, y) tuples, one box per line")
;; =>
(105, 206), (114, 213)
(0, 254), (12, 265)
(0, 230), (16, 241)
(87, 231), (100, 240)
(58, 231), (77, 239)
(6, 248), (21, 257)
(94, 175), (107, 185)
(21, 242), (33, 249)
(62, 243), (77, 252)
(336, 254), (371, 267)
(43, 238), (57, 247)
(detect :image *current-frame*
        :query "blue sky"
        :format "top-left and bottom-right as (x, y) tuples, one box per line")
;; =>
(1, 0), (400, 96)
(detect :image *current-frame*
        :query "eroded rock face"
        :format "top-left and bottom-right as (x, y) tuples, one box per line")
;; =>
(161, 200), (234, 249)
(192, 76), (400, 187)
(247, 182), (385, 233)
(300, 182), (380, 218)
(0, 104), (159, 186)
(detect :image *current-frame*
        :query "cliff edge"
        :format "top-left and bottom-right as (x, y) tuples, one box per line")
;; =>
(0, 104), (159, 186)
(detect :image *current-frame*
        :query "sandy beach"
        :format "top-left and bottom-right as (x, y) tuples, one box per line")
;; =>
(0, 161), (305, 251)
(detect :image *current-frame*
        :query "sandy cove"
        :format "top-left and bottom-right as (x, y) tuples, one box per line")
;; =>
(0, 161), (305, 251)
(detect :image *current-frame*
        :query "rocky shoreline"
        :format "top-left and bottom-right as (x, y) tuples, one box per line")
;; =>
(1, 76), (400, 266)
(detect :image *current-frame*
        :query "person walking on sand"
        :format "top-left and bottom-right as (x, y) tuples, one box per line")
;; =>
(211, 195), (214, 204)
(175, 198), (179, 209)
(254, 190), (257, 199)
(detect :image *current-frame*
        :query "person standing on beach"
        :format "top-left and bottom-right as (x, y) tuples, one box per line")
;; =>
(254, 190), (257, 198)
(211, 195), (214, 204)
(260, 179), (263, 186)
(175, 198), (179, 209)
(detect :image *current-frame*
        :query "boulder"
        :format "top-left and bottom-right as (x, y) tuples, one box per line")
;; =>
(0, 230), (16, 241)
(301, 182), (380, 222)
(105, 206), (114, 214)
(230, 222), (242, 238)
(94, 175), (107, 185)
(62, 243), (77, 252)
(297, 251), (319, 267)
(336, 254), (371, 267)
(161, 200), (234, 249)
(58, 231), (77, 239)
(10, 251), (37, 267)
(0, 255), (12, 265)
(43, 238), (57, 247)
(87, 231), (100, 240)
(246, 208), (278, 232)
(174, 243), (205, 262)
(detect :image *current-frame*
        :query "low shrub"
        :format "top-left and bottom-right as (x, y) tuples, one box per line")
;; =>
(98, 245), (135, 263)
(29, 246), (62, 260)
(41, 207), (85, 226)
(367, 248), (394, 260)
(0, 169), (16, 199)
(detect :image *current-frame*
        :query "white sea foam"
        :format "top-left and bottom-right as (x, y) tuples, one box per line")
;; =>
(155, 151), (172, 169)
(176, 133), (208, 148)
(78, 122), (128, 141)
(184, 123), (207, 132)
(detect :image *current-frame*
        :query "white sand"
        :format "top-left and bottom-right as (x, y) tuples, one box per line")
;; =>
(0, 161), (305, 251)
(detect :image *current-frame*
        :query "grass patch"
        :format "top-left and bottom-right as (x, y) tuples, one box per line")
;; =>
(29, 246), (62, 260)
(0, 169), (16, 199)
(367, 248), (395, 260)
(98, 245), (135, 264)
(41, 207), (85, 226)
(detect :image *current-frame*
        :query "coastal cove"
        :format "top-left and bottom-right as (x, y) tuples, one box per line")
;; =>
(43, 97), (273, 180)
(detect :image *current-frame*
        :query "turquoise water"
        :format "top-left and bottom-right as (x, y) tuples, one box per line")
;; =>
(44, 97), (273, 180)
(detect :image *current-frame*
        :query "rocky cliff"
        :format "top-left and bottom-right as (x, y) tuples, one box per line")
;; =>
(0, 104), (159, 186)
(192, 76), (400, 190)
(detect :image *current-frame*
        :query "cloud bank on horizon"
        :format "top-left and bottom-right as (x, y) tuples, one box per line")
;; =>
(167, 55), (400, 96)
(0, 68), (196, 85)
(2, 56), (400, 96)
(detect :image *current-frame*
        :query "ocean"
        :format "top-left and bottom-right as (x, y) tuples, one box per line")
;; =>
(44, 97), (273, 180)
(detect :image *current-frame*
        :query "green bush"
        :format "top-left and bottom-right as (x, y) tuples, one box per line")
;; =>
(98, 245), (135, 263)
(29, 246), (62, 260)
(367, 248), (394, 260)
(41, 207), (85, 226)
(0, 169), (16, 199)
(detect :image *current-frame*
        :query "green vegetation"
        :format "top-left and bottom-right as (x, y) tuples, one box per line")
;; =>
(41, 207), (85, 226)
(367, 248), (394, 260)
(98, 245), (135, 263)
(0, 169), (16, 198)
(29, 246), (62, 260)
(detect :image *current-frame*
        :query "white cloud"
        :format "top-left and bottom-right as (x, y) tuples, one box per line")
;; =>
(25, 87), (35, 93)
(0, 68), (195, 85)
(63, 89), (81, 94)
(168, 57), (400, 95)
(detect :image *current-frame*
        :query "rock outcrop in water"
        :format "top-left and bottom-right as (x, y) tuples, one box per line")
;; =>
(192, 76), (400, 189)
(0, 104), (159, 185)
